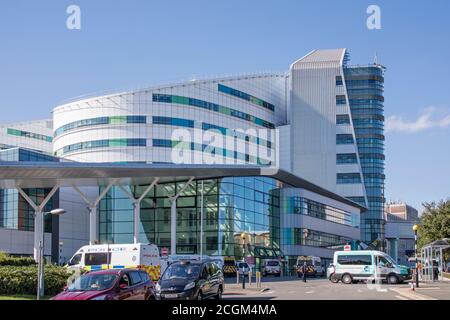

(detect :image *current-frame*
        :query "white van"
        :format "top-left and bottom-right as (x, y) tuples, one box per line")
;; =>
(262, 259), (281, 277)
(67, 243), (167, 281)
(332, 250), (411, 284)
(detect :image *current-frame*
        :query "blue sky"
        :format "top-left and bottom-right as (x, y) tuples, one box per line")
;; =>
(1, 0), (449, 212)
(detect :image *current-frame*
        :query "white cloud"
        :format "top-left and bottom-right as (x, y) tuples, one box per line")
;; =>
(386, 107), (450, 133)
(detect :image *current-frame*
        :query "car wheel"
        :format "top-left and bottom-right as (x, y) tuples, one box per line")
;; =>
(387, 274), (399, 285)
(216, 286), (223, 300)
(341, 273), (353, 284)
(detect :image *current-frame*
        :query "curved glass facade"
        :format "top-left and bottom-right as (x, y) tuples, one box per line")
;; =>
(99, 177), (283, 263)
(344, 66), (386, 248)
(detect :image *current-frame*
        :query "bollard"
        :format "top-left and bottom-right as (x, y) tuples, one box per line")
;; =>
(236, 271), (239, 285)
(249, 271), (252, 286)
(256, 271), (261, 289)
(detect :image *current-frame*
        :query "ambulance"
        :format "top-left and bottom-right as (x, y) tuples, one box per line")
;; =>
(67, 243), (167, 281)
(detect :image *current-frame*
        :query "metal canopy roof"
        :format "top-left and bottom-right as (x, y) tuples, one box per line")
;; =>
(0, 162), (366, 211)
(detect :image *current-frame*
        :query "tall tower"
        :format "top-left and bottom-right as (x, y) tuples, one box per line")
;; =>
(289, 49), (386, 249)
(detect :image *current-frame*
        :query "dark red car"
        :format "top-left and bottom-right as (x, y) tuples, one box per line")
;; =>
(52, 268), (156, 300)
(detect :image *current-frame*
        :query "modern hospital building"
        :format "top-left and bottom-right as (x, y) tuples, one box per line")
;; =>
(0, 49), (386, 271)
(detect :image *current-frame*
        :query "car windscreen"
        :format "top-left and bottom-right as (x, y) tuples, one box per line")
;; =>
(68, 273), (117, 292)
(162, 264), (201, 280)
(238, 263), (248, 268)
(266, 261), (279, 267)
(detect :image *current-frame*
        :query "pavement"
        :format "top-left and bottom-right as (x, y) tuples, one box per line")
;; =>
(223, 276), (450, 300)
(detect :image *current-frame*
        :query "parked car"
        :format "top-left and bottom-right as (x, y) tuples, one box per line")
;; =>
(156, 259), (224, 300)
(51, 268), (156, 300)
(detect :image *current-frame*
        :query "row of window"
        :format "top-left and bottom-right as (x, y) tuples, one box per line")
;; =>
(152, 139), (271, 165)
(54, 115), (272, 149)
(218, 84), (275, 111)
(7, 128), (52, 142)
(54, 116), (146, 136)
(283, 228), (352, 248)
(283, 197), (359, 227)
(56, 139), (147, 155)
(201, 123), (272, 148)
(151, 117), (272, 148)
(152, 94), (275, 129)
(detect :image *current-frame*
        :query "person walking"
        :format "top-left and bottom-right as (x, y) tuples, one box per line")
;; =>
(302, 262), (307, 283)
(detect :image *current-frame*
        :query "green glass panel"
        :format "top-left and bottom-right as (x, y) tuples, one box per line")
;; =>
(110, 116), (127, 124)
(109, 139), (127, 147)
(172, 96), (190, 105)
(7, 128), (21, 136)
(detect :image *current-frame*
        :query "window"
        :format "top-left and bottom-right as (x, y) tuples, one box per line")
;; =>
(129, 271), (143, 285)
(152, 93), (275, 129)
(336, 95), (347, 105)
(54, 116), (146, 136)
(337, 153), (358, 164)
(337, 255), (372, 265)
(153, 116), (194, 128)
(336, 76), (343, 86)
(84, 253), (111, 266)
(337, 173), (362, 184)
(69, 254), (82, 266)
(336, 134), (354, 145)
(218, 84), (275, 111)
(336, 114), (351, 125)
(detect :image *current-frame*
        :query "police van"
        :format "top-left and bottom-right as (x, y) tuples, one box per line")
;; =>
(331, 250), (411, 284)
(67, 243), (167, 281)
(296, 256), (324, 277)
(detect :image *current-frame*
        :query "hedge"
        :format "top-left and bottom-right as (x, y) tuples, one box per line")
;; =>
(0, 255), (36, 267)
(0, 265), (73, 296)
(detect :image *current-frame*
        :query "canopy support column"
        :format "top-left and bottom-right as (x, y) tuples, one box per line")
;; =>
(169, 177), (195, 256)
(118, 178), (159, 244)
(72, 181), (117, 245)
(16, 184), (60, 261)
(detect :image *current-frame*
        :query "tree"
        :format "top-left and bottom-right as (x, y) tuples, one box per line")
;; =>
(418, 200), (450, 262)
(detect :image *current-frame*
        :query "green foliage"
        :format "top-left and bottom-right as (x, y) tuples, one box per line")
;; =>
(418, 200), (450, 249)
(0, 252), (36, 267)
(0, 265), (72, 296)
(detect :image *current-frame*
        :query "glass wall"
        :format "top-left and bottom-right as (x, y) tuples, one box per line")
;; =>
(99, 177), (283, 259)
(0, 148), (59, 232)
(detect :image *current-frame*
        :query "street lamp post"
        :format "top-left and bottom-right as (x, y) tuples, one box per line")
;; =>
(413, 224), (420, 288)
(241, 233), (246, 289)
(37, 208), (66, 300)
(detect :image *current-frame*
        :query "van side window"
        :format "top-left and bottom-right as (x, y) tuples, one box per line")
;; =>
(84, 253), (111, 266)
(69, 254), (82, 266)
(338, 255), (372, 265)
